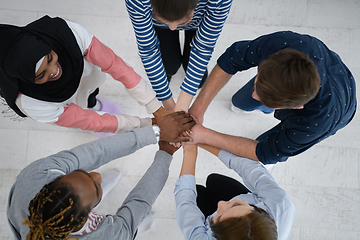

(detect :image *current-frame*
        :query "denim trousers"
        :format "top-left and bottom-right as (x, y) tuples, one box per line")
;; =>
(231, 76), (273, 114)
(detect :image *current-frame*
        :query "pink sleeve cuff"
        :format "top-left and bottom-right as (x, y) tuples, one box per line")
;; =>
(55, 103), (118, 133)
(84, 36), (141, 89)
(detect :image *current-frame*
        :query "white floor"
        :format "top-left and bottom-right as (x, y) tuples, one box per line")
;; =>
(1, 0), (359, 239)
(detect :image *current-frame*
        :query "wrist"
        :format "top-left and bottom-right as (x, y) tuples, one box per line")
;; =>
(152, 124), (161, 142)
(162, 98), (175, 110)
(151, 118), (157, 125)
(175, 91), (194, 111)
(198, 126), (211, 145)
(153, 106), (164, 119)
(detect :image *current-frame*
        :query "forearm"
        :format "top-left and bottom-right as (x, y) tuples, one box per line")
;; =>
(69, 126), (157, 171)
(112, 150), (172, 238)
(55, 103), (151, 133)
(123, 150), (172, 204)
(199, 128), (259, 161)
(180, 0), (231, 97)
(125, 78), (162, 114)
(174, 175), (211, 239)
(84, 36), (141, 89)
(190, 64), (232, 117)
(162, 97), (176, 110)
(126, 0), (173, 102)
(179, 145), (198, 177)
(198, 144), (221, 157)
(175, 91), (194, 112)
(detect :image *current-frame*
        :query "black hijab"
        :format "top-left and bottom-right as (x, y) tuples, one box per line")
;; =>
(0, 15), (84, 117)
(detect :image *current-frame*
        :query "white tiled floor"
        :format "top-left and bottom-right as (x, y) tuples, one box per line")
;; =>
(1, 0), (359, 239)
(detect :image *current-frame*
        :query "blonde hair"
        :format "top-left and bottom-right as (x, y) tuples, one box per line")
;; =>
(210, 205), (277, 240)
(23, 178), (89, 240)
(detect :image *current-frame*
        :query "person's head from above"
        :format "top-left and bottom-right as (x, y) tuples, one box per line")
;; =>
(150, 0), (198, 30)
(253, 48), (320, 110)
(3, 34), (62, 85)
(23, 169), (102, 240)
(210, 199), (277, 240)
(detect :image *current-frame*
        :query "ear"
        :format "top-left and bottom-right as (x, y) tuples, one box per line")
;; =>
(293, 106), (304, 109)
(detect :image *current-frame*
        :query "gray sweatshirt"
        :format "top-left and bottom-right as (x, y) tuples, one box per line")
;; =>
(7, 126), (172, 240)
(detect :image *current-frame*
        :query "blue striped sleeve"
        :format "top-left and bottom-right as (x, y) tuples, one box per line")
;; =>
(181, 0), (232, 95)
(126, 0), (232, 100)
(125, 0), (172, 101)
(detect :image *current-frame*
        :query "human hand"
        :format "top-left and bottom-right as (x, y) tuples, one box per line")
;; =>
(186, 123), (207, 145)
(170, 130), (192, 148)
(153, 106), (174, 122)
(157, 111), (196, 143)
(188, 106), (204, 125)
(169, 123), (205, 148)
(158, 140), (179, 155)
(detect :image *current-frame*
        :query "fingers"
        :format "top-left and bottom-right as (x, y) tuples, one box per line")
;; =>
(174, 137), (192, 143)
(171, 111), (194, 122)
(179, 119), (196, 132)
(169, 111), (186, 118)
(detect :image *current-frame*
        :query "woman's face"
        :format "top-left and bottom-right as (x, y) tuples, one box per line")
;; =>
(34, 50), (62, 84)
(213, 199), (253, 223)
(59, 169), (103, 210)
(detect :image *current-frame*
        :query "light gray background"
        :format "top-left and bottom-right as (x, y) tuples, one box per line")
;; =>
(0, 0), (359, 239)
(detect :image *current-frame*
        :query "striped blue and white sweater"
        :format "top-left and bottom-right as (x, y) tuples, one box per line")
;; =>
(126, 0), (232, 101)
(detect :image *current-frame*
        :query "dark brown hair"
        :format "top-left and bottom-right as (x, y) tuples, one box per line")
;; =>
(256, 48), (320, 109)
(23, 177), (90, 240)
(150, 0), (198, 21)
(210, 205), (277, 240)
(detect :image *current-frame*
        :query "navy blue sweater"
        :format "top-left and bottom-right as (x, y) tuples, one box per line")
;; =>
(218, 31), (356, 164)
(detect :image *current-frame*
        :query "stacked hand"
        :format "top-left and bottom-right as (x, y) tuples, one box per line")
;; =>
(153, 106), (174, 123)
(156, 111), (196, 143)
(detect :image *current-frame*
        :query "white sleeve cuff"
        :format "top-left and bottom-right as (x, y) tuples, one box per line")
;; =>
(126, 78), (162, 114)
(114, 114), (152, 134)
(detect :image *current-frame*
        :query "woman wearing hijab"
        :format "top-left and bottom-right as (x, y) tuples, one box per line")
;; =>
(0, 15), (169, 134)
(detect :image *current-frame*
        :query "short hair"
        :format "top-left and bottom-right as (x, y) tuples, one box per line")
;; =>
(209, 205), (278, 240)
(23, 177), (90, 240)
(256, 48), (320, 109)
(150, 0), (198, 21)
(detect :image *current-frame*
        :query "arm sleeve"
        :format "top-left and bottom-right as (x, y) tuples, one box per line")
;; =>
(218, 150), (285, 194)
(84, 36), (162, 113)
(97, 150), (173, 239)
(180, 0), (232, 96)
(174, 175), (213, 239)
(218, 150), (295, 240)
(60, 125), (157, 172)
(84, 36), (140, 89)
(65, 20), (94, 53)
(217, 31), (310, 74)
(23, 126), (157, 175)
(255, 118), (326, 164)
(110, 150), (172, 239)
(55, 103), (152, 134)
(125, 0), (172, 101)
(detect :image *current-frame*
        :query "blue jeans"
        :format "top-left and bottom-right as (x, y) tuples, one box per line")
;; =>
(231, 76), (274, 114)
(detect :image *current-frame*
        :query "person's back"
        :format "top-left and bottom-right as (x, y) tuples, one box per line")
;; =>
(8, 113), (196, 239)
(188, 31), (356, 164)
(174, 145), (295, 240)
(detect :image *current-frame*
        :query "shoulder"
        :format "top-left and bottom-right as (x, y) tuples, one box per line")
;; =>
(17, 95), (65, 123)
(125, 0), (151, 10)
(64, 20), (93, 53)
